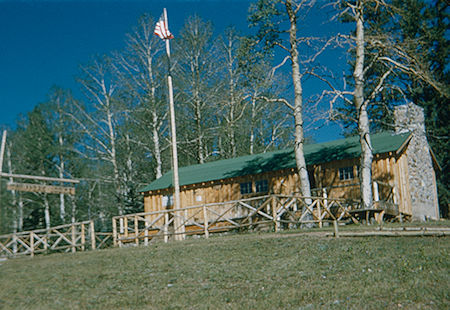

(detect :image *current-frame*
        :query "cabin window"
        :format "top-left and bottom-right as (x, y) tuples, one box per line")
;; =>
(255, 180), (269, 193)
(162, 195), (173, 207)
(339, 166), (354, 180)
(240, 182), (253, 194)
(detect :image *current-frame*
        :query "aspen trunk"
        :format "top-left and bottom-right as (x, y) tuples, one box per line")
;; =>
(71, 195), (76, 224)
(354, 1), (373, 208)
(58, 157), (66, 223)
(286, 0), (312, 200)
(106, 106), (123, 215)
(44, 194), (51, 230)
(148, 53), (163, 179)
(152, 111), (163, 178)
(249, 96), (256, 155)
(18, 195), (23, 231)
(6, 144), (18, 232)
(195, 97), (205, 164)
(57, 100), (66, 223)
(227, 42), (237, 158)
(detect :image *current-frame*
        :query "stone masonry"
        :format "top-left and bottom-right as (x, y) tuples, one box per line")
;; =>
(394, 102), (439, 220)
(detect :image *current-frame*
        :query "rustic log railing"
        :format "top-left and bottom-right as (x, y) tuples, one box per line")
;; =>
(0, 221), (97, 258)
(112, 194), (364, 247)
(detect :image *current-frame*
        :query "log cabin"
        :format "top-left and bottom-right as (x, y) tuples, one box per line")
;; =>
(139, 103), (440, 222)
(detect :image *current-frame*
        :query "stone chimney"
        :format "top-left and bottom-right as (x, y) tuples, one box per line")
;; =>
(394, 102), (426, 135)
(393, 103), (439, 220)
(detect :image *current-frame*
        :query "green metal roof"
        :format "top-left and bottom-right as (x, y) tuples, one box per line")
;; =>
(139, 131), (411, 192)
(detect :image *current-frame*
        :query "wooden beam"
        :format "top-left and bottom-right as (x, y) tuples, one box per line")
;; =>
(7, 183), (75, 195)
(1, 173), (79, 184)
(0, 172), (79, 184)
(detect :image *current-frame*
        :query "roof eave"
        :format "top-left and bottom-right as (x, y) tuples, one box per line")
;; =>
(395, 133), (413, 156)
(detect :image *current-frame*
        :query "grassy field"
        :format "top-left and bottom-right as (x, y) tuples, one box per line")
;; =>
(0, 231), (448, 309)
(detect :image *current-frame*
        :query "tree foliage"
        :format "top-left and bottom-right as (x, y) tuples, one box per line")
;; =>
(0, 12), (292, 233)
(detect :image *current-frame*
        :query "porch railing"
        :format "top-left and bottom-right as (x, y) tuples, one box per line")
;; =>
(112, 194), (364, 247)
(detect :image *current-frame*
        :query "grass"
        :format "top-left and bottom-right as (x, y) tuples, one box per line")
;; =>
(0, 231), (449, 309)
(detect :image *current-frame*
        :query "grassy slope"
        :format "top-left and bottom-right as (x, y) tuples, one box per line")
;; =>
(0, 232), (448, 309)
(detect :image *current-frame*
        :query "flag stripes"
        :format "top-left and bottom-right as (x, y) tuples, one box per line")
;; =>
(154, 13), (174, 40)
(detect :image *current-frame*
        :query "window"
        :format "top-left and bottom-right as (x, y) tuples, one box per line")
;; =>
(255, 180), (269, 193)
(339, 166), (354, 180)
(240, 182), (253, 195)
(162, 195), (173, 207)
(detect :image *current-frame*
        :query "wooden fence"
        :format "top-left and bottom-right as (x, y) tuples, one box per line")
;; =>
(0, 221), (109, 258)
(112, 194), (365, 247)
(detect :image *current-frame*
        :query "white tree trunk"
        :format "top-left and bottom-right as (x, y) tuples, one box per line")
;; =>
(225, 35), (238, 158)
(44, 194), (51, 230)
(58, 149), (66, 223)
(353, 1), (373, 208)
(101, 88), (123, 216)
(249, 96), (256, 155)
(195, 97), (205, 164)
(77, 60), (124, 217)
(147, 47), (163, 179)
(152, 111), (163, 178)
(56, 98), (66, 223)
(70, 195), (76, 224)
(6, 145), (18, 233)
(286, 0), (312, 199)
(59, 193), (65, 223)
(18, 196), (23, 231)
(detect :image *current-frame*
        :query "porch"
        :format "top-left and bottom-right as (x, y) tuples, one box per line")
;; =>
(112, 194), (401, 247)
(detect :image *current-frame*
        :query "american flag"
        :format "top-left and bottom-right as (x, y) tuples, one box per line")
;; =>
(154, 13), (174, 40)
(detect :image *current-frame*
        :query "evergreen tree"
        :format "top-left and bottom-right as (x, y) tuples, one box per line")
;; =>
(393, 0), (449, 216)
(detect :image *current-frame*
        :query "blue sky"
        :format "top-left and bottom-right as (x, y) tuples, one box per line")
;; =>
(0, 0), (349, 142)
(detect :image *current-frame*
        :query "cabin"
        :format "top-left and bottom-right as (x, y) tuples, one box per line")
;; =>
(139, 103), (440, 222)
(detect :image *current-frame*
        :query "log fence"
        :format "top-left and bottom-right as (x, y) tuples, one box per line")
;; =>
(112, 194), (367, 247)
(0, 221), (109, 258)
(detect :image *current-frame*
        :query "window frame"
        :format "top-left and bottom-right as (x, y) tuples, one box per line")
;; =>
(240, 181), (253, 195)
(255, 179), (269, 193)
(338, 166), (355, 181)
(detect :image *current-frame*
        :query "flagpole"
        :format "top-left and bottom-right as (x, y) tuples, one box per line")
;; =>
(163, 8), (185, 241)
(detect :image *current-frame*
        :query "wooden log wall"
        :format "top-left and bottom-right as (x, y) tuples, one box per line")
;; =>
(144, 169), (301, 218)
(143, 151), (413, 218)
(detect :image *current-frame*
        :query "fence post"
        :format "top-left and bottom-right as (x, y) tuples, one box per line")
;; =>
(71, 223), (76, 253)
(333, 220), (339, 238)
(203, 205), (209, 239)
(134, 215), (139, 246)
(44, 231), (48, 251)
(144, 227), (149, 246)
(90, 221), (96, 250)
(317, 198), (322, 228)
(124, 218), (128, 238)
(164, 212), (169, 243)
(272, 196), (279, 232)
(30, 232), (34, 257)
(81, 223), (86, 251)
(373, 181), (379, 202)
(12, 234), (17, 255)
(112, 217), (118, 247)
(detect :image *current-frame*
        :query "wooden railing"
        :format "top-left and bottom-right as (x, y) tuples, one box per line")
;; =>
(112, 195), (363, 247)
(0, 221), (97, 258)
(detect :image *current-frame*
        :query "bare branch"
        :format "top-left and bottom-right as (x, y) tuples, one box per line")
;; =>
(257, 95), (294, 111)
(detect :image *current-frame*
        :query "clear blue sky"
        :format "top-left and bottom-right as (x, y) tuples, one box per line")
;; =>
(0, 0), (348, 142)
